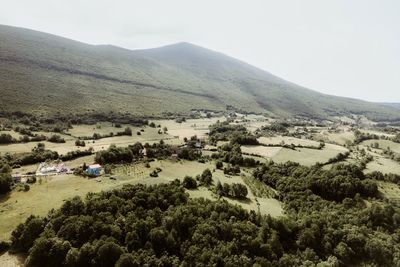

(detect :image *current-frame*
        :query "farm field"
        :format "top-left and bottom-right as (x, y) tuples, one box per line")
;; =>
(378, 181), (400, 206)
(360, 129), (396, 138)
(323, 130), (355, 145)
(271, 144), (348, 166)
(66, 122), (134, 137)
(241, 145), (282, 158)
(365, 156), (400, 174)
(258, 136), (320, 147)
(362, 139), (400, 153)
(0, 128), (180, 156)
(154, 116), (225, 140)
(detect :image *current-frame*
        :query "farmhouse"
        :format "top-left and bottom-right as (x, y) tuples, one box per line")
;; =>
(87, 164), (102, 176)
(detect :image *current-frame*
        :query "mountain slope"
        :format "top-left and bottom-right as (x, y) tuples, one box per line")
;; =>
(0, 24), (399, 120)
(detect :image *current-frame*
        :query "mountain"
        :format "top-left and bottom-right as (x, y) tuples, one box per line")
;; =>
(0, 24), (399, 121)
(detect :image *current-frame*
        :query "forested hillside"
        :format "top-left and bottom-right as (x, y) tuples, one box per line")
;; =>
(9, 163), (400, 266)
(1, 24), (399, 121)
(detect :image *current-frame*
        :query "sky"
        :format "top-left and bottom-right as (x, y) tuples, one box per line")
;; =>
(0, 0), (399, 102)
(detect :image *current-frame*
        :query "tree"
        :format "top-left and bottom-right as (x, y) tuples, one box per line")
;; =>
(116, 253), (139, 267)
(96, 242), (124, 267)
(183, 176), (197, 189)
(75, 139), (86, 147)
(0, 173), (12, 194)
(216, 161), (223, 170)
(200, 169), (213, 186)
(124, 127), (132, 136)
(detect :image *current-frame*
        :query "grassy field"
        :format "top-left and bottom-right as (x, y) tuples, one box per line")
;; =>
(258, 136), (320, 147)
(272, 144), (348, 166)
(362, 139), (400, 153)
(365, 156), (400, 174)
(154, 116), (225, 140)
(241, 145), (282, 158)
(323, 130), (355, 145)
(360, 129), (396, 138)
(378, 181), (400, 205)
(0, 126), (181, 156)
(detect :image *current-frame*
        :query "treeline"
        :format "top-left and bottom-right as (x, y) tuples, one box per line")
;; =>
(260, 122), (290, 134)
(0, 131), (66, 144)
(323, 151), (350, 165)
(259, 141), (324, 150)
(0, 111), (149, 132)
(0, 143), (93, 169)
(94, 141), (202, 165)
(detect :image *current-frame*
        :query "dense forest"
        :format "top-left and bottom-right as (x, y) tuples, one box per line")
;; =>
(8, 159), (400, 266)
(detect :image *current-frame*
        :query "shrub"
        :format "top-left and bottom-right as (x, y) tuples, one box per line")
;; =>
(183, 176), (197, 189)
(47, 134), (65, 143)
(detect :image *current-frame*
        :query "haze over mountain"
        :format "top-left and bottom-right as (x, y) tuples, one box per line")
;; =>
(0, 24), (399, 121)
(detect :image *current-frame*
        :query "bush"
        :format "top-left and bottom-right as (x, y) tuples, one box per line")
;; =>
(27, 176), (37, 184)
(0, 240), (11, 253)
(216, 182), (248, 199)
(0, 173), (12, 194)
(216, 161), (223, 169)
(149, 170), (158, 177)
(47, 134), (65, 143)
(200, 169), (213, 186)
(183, 176), (197, 189)
(75, 140), (86, 147)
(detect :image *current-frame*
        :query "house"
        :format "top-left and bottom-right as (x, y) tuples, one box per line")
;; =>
(86, 164), (102, 176)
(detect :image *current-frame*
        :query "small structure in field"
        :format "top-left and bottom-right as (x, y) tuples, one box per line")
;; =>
(12, 173), (22, 183)
(86, 164), (102, 176)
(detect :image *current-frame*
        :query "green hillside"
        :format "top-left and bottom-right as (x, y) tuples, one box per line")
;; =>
(0, 24), (399, 120)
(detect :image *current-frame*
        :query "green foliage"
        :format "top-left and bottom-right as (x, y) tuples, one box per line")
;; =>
(47, 134), (66, 143)
(75, 139), (86, 147)
(216, 182), (248, 199)
(261, 122), (290, 134)
(0, 133), (15, 144)
(9, 179), (400, 266)
(182, 176), (197, 189)
(199, 169), (213, 186)
(0, 173), (12, 194)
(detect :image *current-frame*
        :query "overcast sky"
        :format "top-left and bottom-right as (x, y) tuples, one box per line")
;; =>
(1, 0), (399, 102)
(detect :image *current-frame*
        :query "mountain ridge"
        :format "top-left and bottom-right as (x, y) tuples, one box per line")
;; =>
(0, 24), (399, 121)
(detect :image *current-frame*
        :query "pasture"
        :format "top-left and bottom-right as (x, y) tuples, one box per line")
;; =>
(241, 145), (282, 158)
(154, 116), (225, 140)
(271, 144), (348, 166)
(362, 139), (400, 153)
(258, 136), (320, 147)
(365, 156), (400, 175)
